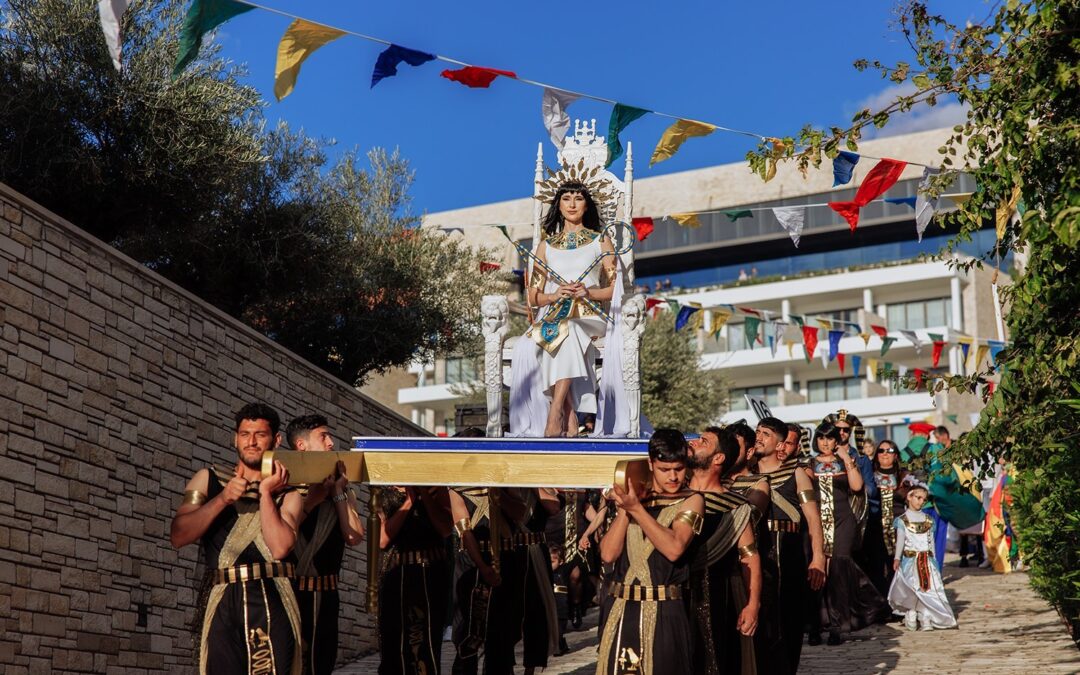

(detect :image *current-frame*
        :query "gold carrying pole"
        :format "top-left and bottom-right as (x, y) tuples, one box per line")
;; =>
(487, 490), (502, 575)
(366, 488), (380, 614)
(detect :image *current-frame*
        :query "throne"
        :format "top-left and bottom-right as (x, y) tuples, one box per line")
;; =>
(481, 120), (645, 438)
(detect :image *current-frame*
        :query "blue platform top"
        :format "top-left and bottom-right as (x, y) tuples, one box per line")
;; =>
(351, 436), (649, 454)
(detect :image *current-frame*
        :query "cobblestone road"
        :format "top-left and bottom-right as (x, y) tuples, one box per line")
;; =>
(336, 556), (1080, 674)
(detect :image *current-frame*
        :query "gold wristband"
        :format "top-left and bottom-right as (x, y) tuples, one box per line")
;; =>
(797, 489), (818, 504)
(182, 490), (207, 506)
(738, 543), (759, 560)
(673, 510), (704, 535)
(453, 518), (472, 538)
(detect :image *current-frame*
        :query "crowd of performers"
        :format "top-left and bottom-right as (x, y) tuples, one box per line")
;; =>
(170, 400), (975, 675)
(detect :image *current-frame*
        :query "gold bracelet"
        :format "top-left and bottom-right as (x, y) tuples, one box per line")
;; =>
(182, 490), (207, 506)
(738, 543), (759, 560)
(797, 489), (818, 504)
(453, 518), (472, 538)
(673, 510), (704, 535)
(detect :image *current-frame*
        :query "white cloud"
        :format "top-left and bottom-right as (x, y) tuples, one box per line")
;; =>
(850, 82), (969, 138)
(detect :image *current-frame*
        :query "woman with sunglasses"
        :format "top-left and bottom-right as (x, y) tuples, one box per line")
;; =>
(863, 440), (910, 596)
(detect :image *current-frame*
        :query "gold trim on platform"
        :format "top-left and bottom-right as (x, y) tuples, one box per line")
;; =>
(261, 451), (364, 485)
(364, 451), (646, 488)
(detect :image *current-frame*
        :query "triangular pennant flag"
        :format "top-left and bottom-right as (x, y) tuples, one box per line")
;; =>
(927, 332), (943, 342)
(98, 0), (130, 71)
(995, 186), (1022, 241)
(900, 330), (923, 354)
(479, 262), (501, 273)
(651, 119), (716, 166)
(820, 346), (830, 369)
(441, 66), (516, 88)
(832, 150), (860, 186)
(606, 103), (649, 167)
(988, 340), (1006, 367)
(884, 196), (918, 208)
(645, 298), (665, 312)
(792, 315), (805, 328)
(931, 339), (946, 368)
(817, 318), (833, 330)
(541, 88), (581, 148)
(828, 158), (908, 231)
(739, 307), (762, 317)
(669, 213), (701, 228)
(675, 306), (700, 332)
(709, 309), (733, 336)
(494, 224), (511, 241)
(802, 326), (820, 363)
(744, 317), (762, 348)
(371, 44), (436, 88)
(859, 332), (871, 346)
(867, 358), (879, 381)
(274, 20), (346, 101)
(173, 0), (255, 78)
(772, 207), (806, 247)
(852, 355), (862, 377)
(947, 193), (973, 207)
(838, 353), (846, 375)
(898, 365), (909, 378)
(828, 330), (844, 361)
(690, 304), (706, 332)
(915, 167), (940, 242)
(667, 299), (680, 312)
(632, 217), (655, 243)
(973, 344), (989, 369)
(871, 324), (888, 339)
(769, 321), (787, 358)
(913, 368), (926, 389)
(880, 336), (897, 356)
(786, 341), (795, 358)
(724, 210), (753, 222)
(957, 336), (973, 363)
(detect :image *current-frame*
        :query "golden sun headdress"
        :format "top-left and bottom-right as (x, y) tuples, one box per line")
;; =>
(534, 158), (616, 210)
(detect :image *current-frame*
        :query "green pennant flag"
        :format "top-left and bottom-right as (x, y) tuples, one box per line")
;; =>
(606, 104), (649, 167)
(494, 224), (511, 241)
(927, 332), (943, 342)
(884, 362), (894, 378)
(946, 414), (958, 424)
(792, 315), (805, 328)
(173, 0), (256, 77)
(744, 317), (761, 349)
(667, 299), (680, 312)
(880, 336), (897, 356)
(724, 210), (753, 222)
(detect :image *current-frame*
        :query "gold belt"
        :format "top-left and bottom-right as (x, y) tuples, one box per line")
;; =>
(902, 550), (928, 558)
(294, 574), (338, 592)
(553, 585), (569, 594)
(609, 581), (684, 602)
(478, 532), (547, 553)
(768, 519), (800, 533)
(386, 547), (447, 568)
(213, 561), (295, 585)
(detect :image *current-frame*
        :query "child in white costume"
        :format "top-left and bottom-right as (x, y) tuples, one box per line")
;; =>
(888, 486), (958, 630)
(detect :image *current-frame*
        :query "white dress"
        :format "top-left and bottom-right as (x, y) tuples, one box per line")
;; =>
(887, 510), (958, 628)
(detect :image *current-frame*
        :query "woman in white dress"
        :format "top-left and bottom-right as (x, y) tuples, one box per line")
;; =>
(526, 181), (617, 437)
(888, 485), (958, 630)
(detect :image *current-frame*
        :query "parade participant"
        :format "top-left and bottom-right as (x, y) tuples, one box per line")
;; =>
(285, 415), (364, 675)
(171, 402), (303, 675)
(888, 485), (958, 630)
(521, 489), (561, 675)
(544, 488), (594, 631)
(822, 410), (879, 526)
(918, 424), (985, 569)
(515, 173), (619, 437)
(687, 427), (765, 675)
(596, 429), (704, 675)
(548, 544), (571, 655)
(864, 439), (910, 595)
(728, 421), (758, 474)
(730, 417), (826, 675)
(377, 485), (453, 675)
(807, 423), (890, 646)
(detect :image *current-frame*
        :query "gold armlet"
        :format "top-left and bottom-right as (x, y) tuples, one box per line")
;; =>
(673, 510), (704, 535)
(738, 543), (759, 560)
(453, 518), (472, 538)
(182, 490), (207, 506)
(528, 268), (548, 290)
(599, 263), (616, 288)
(797, 489), (818, 504)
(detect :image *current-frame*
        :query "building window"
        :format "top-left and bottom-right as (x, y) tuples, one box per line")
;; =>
(818, 308), (861, 326)
(865, 423), (911, 450)
(807, 377), (862, 404)
(730, 385), (781, 411)
(444, 357), (477, 385)
(885, 298), (954, 331)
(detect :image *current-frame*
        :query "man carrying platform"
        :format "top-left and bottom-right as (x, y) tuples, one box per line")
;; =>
(285, 414), (365, 675)
(171, 402), (303, 675)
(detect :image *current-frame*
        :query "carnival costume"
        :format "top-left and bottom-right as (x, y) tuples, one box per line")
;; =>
(866, 468), (910, 594)
(888, 509), (957, 630)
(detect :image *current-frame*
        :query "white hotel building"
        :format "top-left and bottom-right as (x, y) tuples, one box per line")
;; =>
(366, 127), (1003, 448)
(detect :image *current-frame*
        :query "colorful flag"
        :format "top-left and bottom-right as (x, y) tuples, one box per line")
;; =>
(988, 340), (1006, 367)
(871, 324), (888, 339)
(828, 158), (908, 231)
(915, 167), (940, 241)
(947, 193), (973, 207)
(881, 336), (897, 356)
(832, 150), (860, 186)
(913, 368), (926, 389)
(632, 217), (655, 242)
(669, 213), (701, 228)
(868, 358), (879, 381)
(802, 326), (819, 362)
(769, 321), (787, 358)
(606, 103), (649, 167)
(744, 317), (762, 348)
(995, 186), (1022, 240)
(709, 309), (733, 336)
(773, 206), (806, 247)
(650, 119), (716, 166)
(956, 336), (973, 363)
(541, 88), (581, 148)
(98, 0), (130, 71)
(828, 330), (844, 361)
(883, 196), (917, 208)
(838, 353), (846, 375)
(724, 210), (753, 222)
(900, 330), (923, 354)
(440, 66), (516, 88)
(371, 44), (436, 88)
(675, 305), (700, 332)
(972, 344), (989, 369)
(274, 20), (346, 100)
(858, 331), (872, 346)
(173, 0), (255, 77)
(931, 338), (946, 368)
(479, 262), (501, 273)
(852, 354), (862, 377)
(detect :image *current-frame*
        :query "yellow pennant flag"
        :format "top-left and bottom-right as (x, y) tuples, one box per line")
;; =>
(946, 193), (973, 207)
(274, 19), (346, 101)
(709, 309), (733, 336)
(650, 119), (717, 166)
(972, 344), (990, 369)
(995, 185), (1022, 240)
(670, 213), (701, 228)
(816, 318), (833, 330)
(867, 358), (879, 381)
(786, 341), (795, 358)
(859, 332), (871, 346)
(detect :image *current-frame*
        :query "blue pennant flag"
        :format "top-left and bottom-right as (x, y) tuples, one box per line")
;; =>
(832, 151), (860, 187)
(852, 354), (862, 377)
(828, 330), (844, 361)
(988, 340), (1005, 367)
(884, 196), (918, 209)
(675, 306), (699, 332)
(371, 44), (436, 88)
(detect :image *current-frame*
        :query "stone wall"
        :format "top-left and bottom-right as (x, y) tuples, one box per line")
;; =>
(0, 182), (425, 673)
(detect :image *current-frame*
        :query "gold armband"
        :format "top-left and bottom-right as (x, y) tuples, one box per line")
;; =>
(673, 510), (704, 535)
(182, 490), (207, 506)
(453, 518), (472, 538)
(797, 489), (818, 504)
(528, 268), (548, 290)
(738, 543), (759, 560)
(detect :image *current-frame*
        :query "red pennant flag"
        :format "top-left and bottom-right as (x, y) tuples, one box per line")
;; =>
(986, 381), (996, 395)
(440, 66), (516, 88)
(645, 297), (665, 311)
(871, 324), (888, 339)
(632, 217), (655, 242)
(802, 326), (819, 361)
(480, 261), (501, 273)
(931, 340), (946, 368)
(739, 307), (762, 317)
(913, 368), (926, 389)
(828, 158), (908, 231)
(838, 353), (846, 375)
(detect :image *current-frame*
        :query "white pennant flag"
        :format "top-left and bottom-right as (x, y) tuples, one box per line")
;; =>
(541, 88), (581, 149)
(915, 167), (940, 241)
(820, 345), (829, 369)
(98, 0), (130, 71)
(900, 329), (924, 354)
(768, 321), (786, 358)
(898, 365), (909, 378)
(772, 207), (805, 247)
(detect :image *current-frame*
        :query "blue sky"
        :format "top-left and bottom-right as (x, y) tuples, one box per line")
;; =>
(214, 1), (980, 215)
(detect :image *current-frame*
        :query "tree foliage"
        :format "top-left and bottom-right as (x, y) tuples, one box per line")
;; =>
(640, 311), (728, 431)
(749, 0), (1080, 641)
(0, 0), (505, 384)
